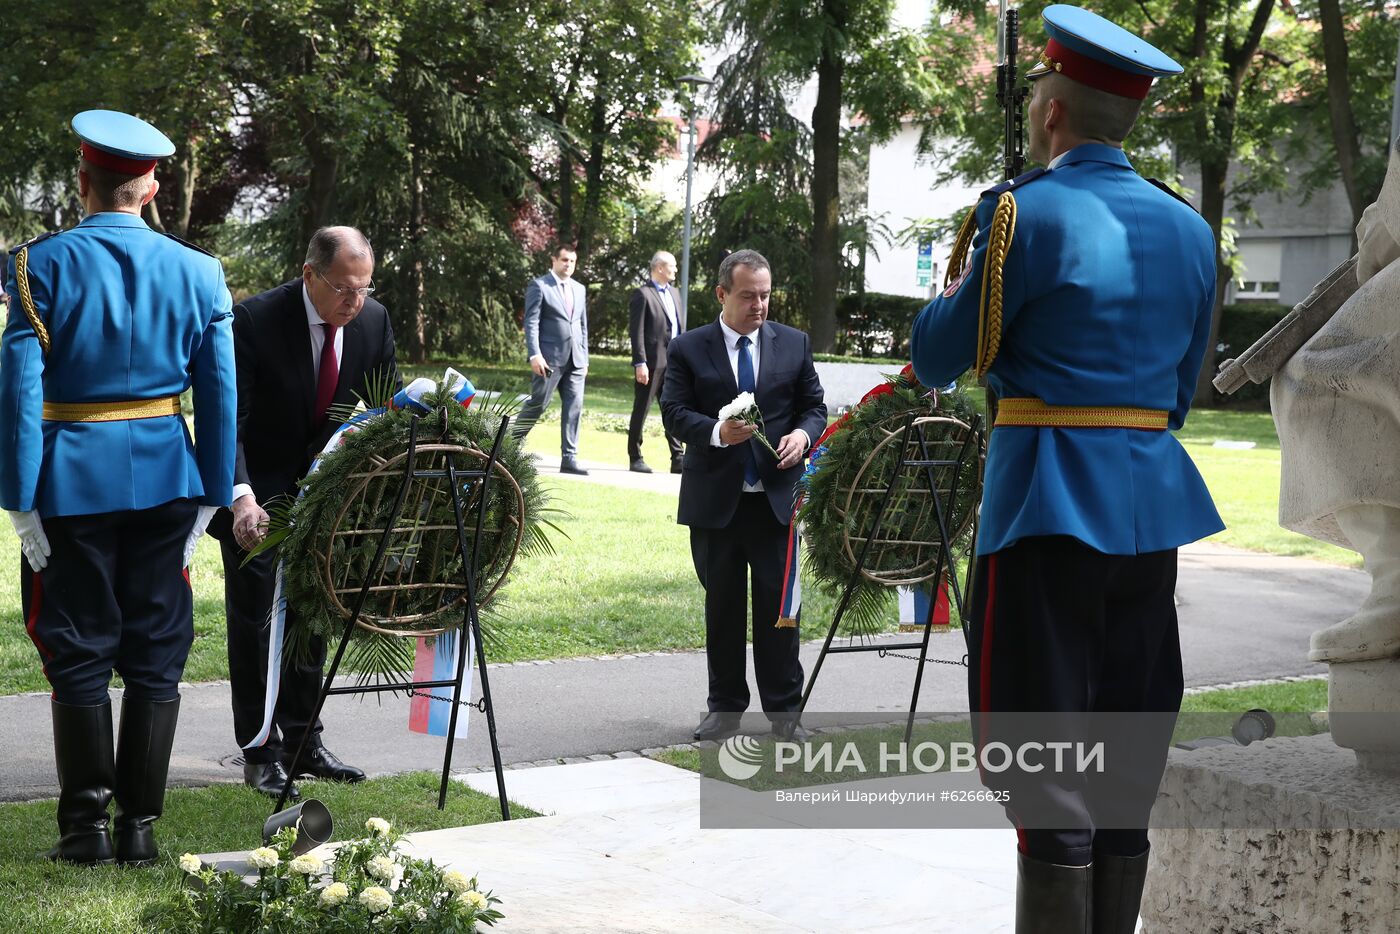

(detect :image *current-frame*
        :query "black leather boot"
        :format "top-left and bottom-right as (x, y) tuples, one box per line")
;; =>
(113, 696), (180, 867)
(1092, 847), (1150, 934)
(47, 699), (116, 865)
(1015, 850), (1092, 934)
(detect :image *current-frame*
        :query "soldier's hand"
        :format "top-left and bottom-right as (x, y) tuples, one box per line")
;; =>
(232, 495), (270, 552)
(6, 510), (50, 572)
(719, 418), (755, 446)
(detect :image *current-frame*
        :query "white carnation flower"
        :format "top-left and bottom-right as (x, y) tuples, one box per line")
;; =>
(290, 853), (323, 875)
(178, 853), (202, 875)
(718, 391), (757, 422)
(360, 885), (393, 914)
(442, 869), (472, 894)
(319, 882), (349, 907)
(459, 889), (488, 910)
(248, 847), (280, 870)
(367, 854), (397, 881)
(365, 817), (392, 837)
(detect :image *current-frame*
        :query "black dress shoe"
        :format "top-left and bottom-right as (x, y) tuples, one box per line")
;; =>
(693, 712), (743, 741)
(284, 746), (366, 783)
(244, 761), (300, 800)
(560, 458), (590, 476)
(629, 459), (653, 474)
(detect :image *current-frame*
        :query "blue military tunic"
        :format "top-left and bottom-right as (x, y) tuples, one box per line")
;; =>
(0, 212), (236, 516)
(911, 143), (1223, 556)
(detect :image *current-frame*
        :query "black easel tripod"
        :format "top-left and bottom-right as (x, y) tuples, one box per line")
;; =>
(272, 412), (512, 820)
(798, 411), (984, 746)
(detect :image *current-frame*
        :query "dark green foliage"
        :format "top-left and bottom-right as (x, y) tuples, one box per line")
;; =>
(836, 291), (928, 358)
(1214, 302), (1291, 409)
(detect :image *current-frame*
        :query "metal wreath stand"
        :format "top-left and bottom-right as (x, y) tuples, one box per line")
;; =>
(273, 410), (514, 821)
(798, 410), (985, 745)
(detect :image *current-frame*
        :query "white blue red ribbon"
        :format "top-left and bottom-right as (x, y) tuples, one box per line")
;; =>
(407, 630), (473, 738)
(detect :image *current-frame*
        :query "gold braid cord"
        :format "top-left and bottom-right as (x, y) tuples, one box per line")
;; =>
(943, 206), (978, 290)
(974, 192), (1017, 378)
(14, 247), (50, 356)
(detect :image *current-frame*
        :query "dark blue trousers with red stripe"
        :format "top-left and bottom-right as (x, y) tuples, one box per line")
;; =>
(21, 499), (197, 706)
(966, 535), (1182, 867)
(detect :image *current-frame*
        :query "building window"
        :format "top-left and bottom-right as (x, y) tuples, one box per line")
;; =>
(1235, 240), (1282, 302)
(1236, 279), (1280, 300)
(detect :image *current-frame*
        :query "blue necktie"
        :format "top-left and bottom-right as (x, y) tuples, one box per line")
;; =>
(737, 335), (759, 487)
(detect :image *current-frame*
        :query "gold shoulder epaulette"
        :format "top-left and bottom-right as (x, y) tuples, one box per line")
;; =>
(13, 245), (51, 356)
(974, 192), (1018, 377)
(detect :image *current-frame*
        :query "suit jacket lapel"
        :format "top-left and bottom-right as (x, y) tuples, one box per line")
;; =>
(705, 321), (738, 398)
(756, 323), (778, 407)
(336, 317), (364, 408)
(284, 290), (316, 425)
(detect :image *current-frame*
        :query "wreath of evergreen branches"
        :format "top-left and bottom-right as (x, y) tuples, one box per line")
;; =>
(254, 377), (561, 677)
(797, 369), (982, 637)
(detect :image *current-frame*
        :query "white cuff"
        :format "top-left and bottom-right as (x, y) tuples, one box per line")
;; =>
(232, 484), (255, 503)
(795, 429), (811, 452)
(710, 421), (726, 447)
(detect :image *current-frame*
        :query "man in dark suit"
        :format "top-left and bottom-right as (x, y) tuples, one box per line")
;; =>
(661, 250), (826, 742)
(212, 226), (398, 797)
(627, 250), (685, 474)
(514, 243), (589, 474)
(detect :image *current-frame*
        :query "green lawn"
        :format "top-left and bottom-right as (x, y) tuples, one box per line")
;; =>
(0, 772), (530, 934)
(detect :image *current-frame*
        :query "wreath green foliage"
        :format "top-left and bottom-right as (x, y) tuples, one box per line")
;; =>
(255, 381), (561, 679)
(797, 371), (982, 637)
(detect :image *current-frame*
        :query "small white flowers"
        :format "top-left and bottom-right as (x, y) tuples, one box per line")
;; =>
(442, 869), (471, 894)
(178, 853), (202, 875)
(289, 853), (323, 875)
(359, 885), (393, 914)
(319, 881), (349, 907)
(718, 391), (758, 422)
(367, 854), (397, 881)
(248, 847), (280, 870)
(365, 817), (392, 837)
(459, 889), (488, 910)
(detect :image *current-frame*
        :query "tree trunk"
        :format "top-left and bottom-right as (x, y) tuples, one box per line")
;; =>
(406, 142), (428, 363)
(1317, 0), (1365, 229)
(168, 138), (198, 240)
(809, 38), (843, 353)
(575, 74), (610, 262)
(557, 151), (574, 245)
(301, 131), (340, 250)
(1189, 0), (1276, 407)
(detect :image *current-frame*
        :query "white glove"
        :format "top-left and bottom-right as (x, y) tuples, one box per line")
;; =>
(7, 510), (51, 572)
(184, 505), (219, 568)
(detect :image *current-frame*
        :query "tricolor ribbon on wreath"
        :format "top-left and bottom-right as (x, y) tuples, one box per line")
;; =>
(244, 368), (478, 752)
(774, 365), (953, 631)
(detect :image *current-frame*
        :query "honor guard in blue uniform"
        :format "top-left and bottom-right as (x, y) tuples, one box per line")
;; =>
(910, 8), (1223, 933)
(0, 110), (236, 866)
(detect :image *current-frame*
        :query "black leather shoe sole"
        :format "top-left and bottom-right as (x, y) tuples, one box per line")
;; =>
(693, 715), (743, 741)
(630, 462), (653, 474)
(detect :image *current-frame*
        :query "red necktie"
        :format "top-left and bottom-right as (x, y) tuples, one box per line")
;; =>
(315, 323), (339, 422)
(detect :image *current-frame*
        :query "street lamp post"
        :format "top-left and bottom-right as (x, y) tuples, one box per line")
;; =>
(677, 73), (712, 329)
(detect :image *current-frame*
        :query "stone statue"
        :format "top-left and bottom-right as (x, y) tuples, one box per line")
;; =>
(1217, 143), (1400, 771)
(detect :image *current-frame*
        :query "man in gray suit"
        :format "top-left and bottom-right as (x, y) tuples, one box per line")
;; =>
(515, 243), (589, 474)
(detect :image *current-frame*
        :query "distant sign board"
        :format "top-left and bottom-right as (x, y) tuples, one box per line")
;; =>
(916, 237), (934, 288)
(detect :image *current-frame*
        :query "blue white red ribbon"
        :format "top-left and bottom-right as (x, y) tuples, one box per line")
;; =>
(407, 630), (473, 738)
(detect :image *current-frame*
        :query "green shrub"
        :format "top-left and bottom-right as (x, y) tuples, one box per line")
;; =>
(1215, 302), (1290, 409)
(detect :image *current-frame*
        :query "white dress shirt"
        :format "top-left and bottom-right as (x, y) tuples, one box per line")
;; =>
(231, 285), (344, 504)
(708, 318), (810, 492)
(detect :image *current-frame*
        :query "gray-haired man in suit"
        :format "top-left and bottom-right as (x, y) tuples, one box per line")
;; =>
(515, 243), (589, 474)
